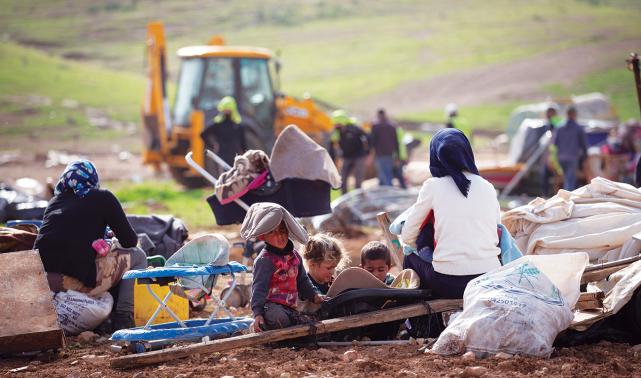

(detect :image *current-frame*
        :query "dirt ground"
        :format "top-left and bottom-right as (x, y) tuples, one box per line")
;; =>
(2, 332), (641, 377)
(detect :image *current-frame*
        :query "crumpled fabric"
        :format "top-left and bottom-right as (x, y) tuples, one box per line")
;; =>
(502, 177), (641, 263)
(215, 150), (270, 205)
(240, 202), (308, 245)
(270, 125), (341, 189)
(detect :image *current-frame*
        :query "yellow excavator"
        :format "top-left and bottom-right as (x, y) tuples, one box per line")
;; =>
(141, 22), (335, 187)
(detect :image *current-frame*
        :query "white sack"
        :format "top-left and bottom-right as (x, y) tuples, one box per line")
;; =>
(432, 253), (586, 357)
(53, 290), (113, 335)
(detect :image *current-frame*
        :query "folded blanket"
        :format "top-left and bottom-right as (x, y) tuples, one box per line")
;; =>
(215, 150), (270, 205)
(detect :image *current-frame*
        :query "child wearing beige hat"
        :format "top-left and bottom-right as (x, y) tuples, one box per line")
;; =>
(241, 202), (324, 332)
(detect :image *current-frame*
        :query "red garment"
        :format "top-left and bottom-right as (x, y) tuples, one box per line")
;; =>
(265, 251), (301, 308)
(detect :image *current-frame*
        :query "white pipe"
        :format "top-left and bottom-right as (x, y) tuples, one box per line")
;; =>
(185, 151), (250, 210)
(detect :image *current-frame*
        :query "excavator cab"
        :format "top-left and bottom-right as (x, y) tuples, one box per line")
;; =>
(173, 47), (278, 151)
(142, 22), (334, 187)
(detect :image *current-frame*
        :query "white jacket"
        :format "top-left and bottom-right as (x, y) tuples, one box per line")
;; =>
(401, 173), (501, 276)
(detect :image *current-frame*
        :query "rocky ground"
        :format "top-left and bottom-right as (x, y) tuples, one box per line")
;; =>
(2, 336), (641, 378)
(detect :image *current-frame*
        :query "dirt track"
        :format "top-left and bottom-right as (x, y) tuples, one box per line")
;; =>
(352, 39), (641, 116)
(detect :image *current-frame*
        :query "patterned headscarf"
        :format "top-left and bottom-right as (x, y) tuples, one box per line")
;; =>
(54, 160), (100, 198)
(429, 128), (479, 197)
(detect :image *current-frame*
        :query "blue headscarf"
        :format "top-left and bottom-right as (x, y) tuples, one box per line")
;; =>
(54, 160), (100, 198)
(429, 128), (479, 197)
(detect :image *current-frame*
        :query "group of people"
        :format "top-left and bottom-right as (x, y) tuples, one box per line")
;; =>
(330, 108), (407, 194)
(35, 124), (497, 337)
(247, 128), (503, 331)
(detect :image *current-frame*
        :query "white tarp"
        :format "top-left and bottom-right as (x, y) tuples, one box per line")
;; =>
(502, 177), (641, 263)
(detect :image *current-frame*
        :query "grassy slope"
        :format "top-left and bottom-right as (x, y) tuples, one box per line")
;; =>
(1, 0), (640, 124)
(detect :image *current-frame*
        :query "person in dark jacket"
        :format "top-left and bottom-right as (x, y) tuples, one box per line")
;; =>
(34, 160), (147, 330)
(552, 107), (588, 191)
(370, 109), (400, 186)
(540, 106), (560, 197)
(331, 110), (369, 194)
(201, 96), (248, 166)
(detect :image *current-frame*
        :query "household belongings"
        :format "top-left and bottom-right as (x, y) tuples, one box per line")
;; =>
(53, 290), (113, 335)
(127, 215), (189, 259)
(207, 125), (341, 225)
(432, 253), (588, 357)
(110, 234), (251, 344)
(315, 267), (437, 341)
(502, 177), (641, 263)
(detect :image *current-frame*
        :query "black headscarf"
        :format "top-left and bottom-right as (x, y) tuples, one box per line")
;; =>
(429, 128), (479, 197)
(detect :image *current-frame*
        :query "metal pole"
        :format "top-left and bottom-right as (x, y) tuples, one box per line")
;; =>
(627, 53), (641, 117)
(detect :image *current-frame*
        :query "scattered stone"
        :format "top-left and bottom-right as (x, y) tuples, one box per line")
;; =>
(96, 336), (108, 343)
(409, 337), (417, 345)
(279, 373), (291, 378)
(88, 372), (102, 378)
(397, 369), (418, 378)
(561, 363), (573, 372)
(220, 376), (235, 378)
(316, 348), (335, 359)
(174, 374), (192, 378)
(132, 372), (145, 378)
(459, 366), (488, 377)
(342, 349), (358, 362)
(70, 360), (79, 366)
(109, 345), (123, 353)
(462, 351), (476, 361)
(416, 338), (425, 346)
(77, 331), (99, 344)
(80, 354), (96, 359)
(494, 352), (512, 359)
(497, 360), (512, 369)
(8, 366), (29, 373)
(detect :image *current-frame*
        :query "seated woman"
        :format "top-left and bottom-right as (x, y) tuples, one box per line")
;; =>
(400, 129), (501, 299)
(34, 160), (147, 330)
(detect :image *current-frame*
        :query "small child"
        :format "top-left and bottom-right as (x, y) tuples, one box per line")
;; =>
(240, 203), (323, 332)
(360, 241), (395, 285)
(302, 233), (350, 295)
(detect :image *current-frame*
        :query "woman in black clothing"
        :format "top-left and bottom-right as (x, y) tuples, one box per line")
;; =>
(34, 160), (147, 330)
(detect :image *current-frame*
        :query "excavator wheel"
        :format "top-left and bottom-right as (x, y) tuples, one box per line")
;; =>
(169, 167), (207, 189)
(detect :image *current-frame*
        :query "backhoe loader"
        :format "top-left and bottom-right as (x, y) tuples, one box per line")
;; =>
(141, 22), (334, 187)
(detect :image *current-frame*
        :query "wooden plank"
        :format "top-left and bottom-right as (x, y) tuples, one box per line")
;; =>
(376, 212), (404, 268)
(576, 300), (602, 311)
(581, 265), (630, 285)
(0, 250), (65, 353)
(111, 299), (463, 369)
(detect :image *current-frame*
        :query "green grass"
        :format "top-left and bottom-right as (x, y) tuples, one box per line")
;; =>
(404, 102), (523, 133)
(1, 0), (640, 107)
(0, 41), (145, 127)
(544, 67), (641, 121)
(110, 180), (216, 230)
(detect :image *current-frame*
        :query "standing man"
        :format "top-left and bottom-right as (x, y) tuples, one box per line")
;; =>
(370, 109), (399, 186)
(201, 96), (247, 166)
(541, 105), (560, 197)
(331, 110), (369, 194)
(552, 107), (588, 191)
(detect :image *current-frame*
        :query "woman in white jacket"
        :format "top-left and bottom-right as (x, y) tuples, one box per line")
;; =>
(400, 128), (501, 298)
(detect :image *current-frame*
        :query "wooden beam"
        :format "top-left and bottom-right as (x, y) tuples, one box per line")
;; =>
(580, 255), (641, 284)
(376, 212), (404, 268)
(111, 299), (463, 369)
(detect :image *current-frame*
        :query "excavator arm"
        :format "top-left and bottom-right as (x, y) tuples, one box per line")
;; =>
(141, 21), (170, 166)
